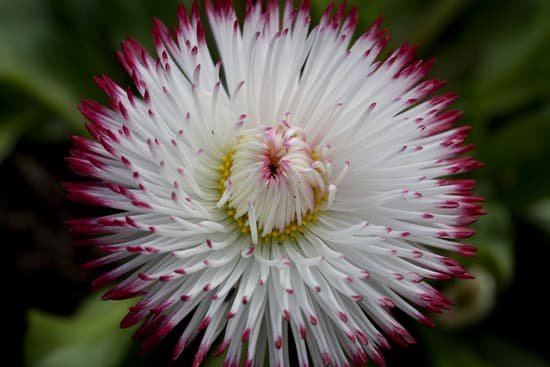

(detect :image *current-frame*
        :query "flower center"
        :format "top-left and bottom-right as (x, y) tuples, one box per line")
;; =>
(217, 123), (328, 244)
(267, 155), (281, 177)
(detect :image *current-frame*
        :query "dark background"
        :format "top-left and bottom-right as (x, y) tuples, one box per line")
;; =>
(1, 0), (549, 366)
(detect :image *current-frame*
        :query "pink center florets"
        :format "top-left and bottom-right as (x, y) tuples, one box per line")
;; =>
(263, 153), (289, 182)
(261, 125), (305, 183)
(217, 123), (329, 243)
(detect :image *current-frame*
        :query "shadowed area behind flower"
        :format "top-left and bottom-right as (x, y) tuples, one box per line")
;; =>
(1, 0), (549, 366)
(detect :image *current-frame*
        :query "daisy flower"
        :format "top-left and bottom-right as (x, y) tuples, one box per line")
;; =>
(66, 1), (484, 366)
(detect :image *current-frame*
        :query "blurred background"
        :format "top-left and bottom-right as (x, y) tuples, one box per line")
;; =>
(1, 0), (549, 366)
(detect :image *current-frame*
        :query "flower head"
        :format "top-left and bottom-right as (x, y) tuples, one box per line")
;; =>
(67, 1), (484, 366)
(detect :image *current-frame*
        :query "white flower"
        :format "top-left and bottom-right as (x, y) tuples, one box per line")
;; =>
(66, 1), (484, 366)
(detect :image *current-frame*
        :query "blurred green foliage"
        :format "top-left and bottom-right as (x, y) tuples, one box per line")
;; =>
(1, 0), (547, 366)
(472, 203), (514, 286)
(424, 331), (550, 367)
(25, 294), (135, 367)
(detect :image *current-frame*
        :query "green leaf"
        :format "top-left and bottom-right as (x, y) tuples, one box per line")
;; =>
(0, 107), (35, 162)
(203, 354), (225, 367)
(0, 0), (86, 131)
(424, 332), (550, 367)
(411, 0), (472, 48)
(310, 0), (384, 24)
(478, 337), (550, 367)
(472, 202), (514, 286)
(424, 331), (490, 367)
(25, 293), (135, 367)
(471, 1), (550, 120)
(482, 108), (550, 208)
(528, 199), (550, 238)
(475, 1), (550, 94)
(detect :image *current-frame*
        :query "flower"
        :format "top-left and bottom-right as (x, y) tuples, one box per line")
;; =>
(66, 1), (484, 366)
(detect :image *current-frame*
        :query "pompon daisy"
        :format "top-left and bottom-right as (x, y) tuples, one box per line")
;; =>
(66, 1), (485, 366)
